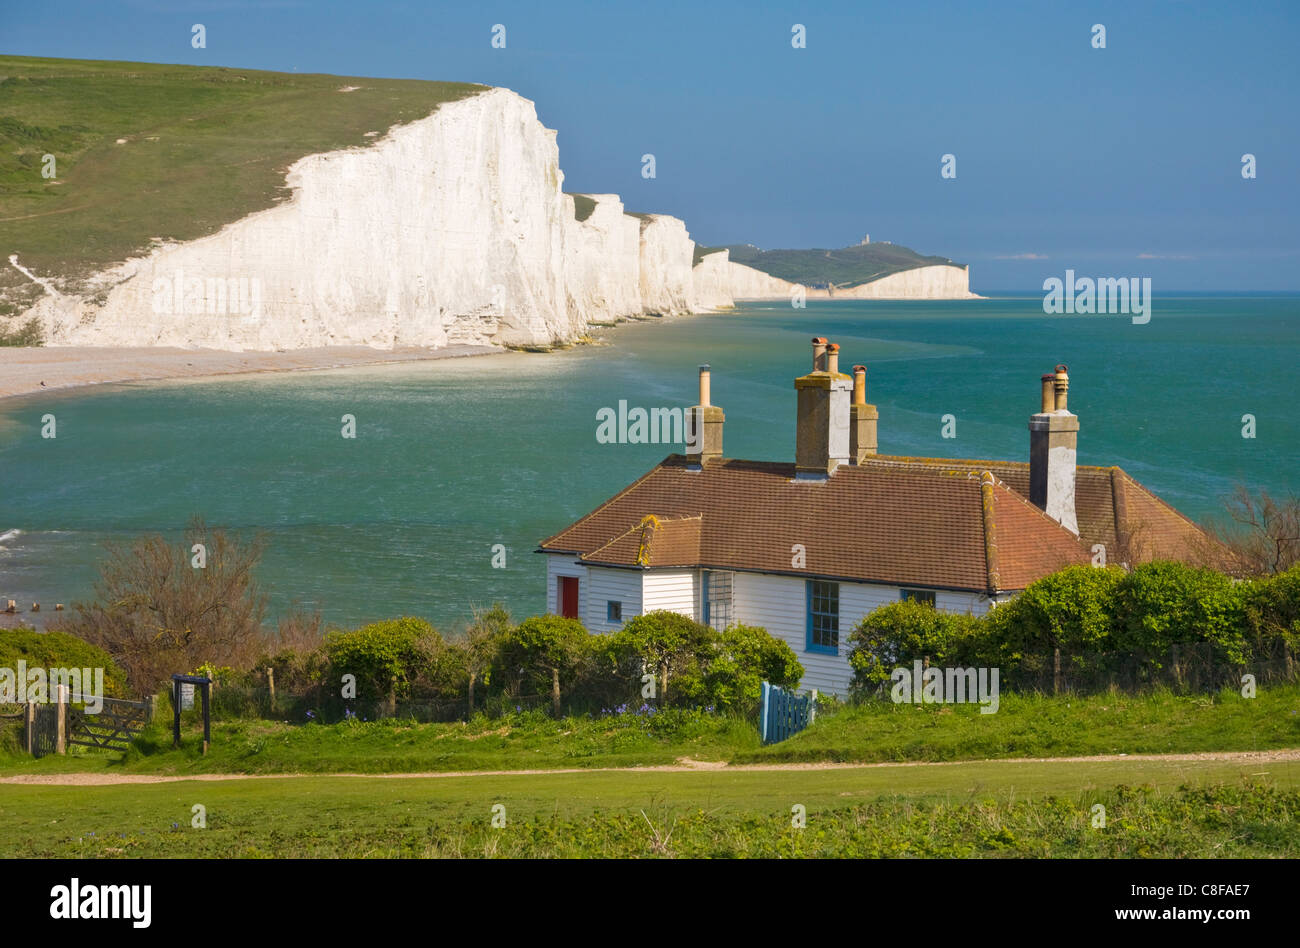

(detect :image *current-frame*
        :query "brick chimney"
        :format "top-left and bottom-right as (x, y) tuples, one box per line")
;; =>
(795, 338), (851, 478)
(850, 364), (879, 462)
(1028, 363), (1079, 534)
(686, 363), (723, 466)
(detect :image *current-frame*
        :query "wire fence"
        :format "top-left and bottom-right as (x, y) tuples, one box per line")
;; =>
(1007, 639), (1295, 695)
(204, 677), (655, 725)
(95, 636), (1300, 725)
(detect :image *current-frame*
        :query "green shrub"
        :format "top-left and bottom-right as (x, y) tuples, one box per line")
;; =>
(493, 614), (590, 713)
(449, 604), (511, 710)
(0, 628), (129, 697)
(846, 601), (979, 696)
(981, 565), (1125, 666)
(323, 617), (442, 702)
(1112, 561), (1250, 664)
(604, 611), (715, 704)
(1243, 564), (1300, 650)
(690, 623), (804, 711)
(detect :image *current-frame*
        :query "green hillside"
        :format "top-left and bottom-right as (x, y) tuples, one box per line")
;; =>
(693, 240), (964, 287)
(0, 56), (482, 319)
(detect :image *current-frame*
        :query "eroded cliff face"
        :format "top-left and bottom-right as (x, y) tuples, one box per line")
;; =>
(20, 86), (973, 351)
(562, 194), (643, 322)
(26, 88), (701, 350)
(689, 251), (737, 311)
(719, 259), (801, 300)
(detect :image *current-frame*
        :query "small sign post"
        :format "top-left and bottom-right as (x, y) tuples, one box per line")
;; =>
(171, 674), (213, 754)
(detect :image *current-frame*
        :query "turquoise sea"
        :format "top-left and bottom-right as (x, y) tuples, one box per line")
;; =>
(1, 296), (1296, 632)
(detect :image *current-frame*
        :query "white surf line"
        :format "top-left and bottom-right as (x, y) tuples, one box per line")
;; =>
(2, 748), (1297, 786)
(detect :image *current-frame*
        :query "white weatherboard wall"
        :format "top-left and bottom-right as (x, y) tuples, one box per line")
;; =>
(642, 569), (698, 620)
(544, 557), (645, 633)
(585, 566), (642, 633)
(731, 571), (990, 695)
(545, 555), (588, 618)
(543, 557), (993, 694)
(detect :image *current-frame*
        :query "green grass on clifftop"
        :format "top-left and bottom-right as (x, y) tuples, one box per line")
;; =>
(0, 55), (482, 317)
(693, 240), (964, 286)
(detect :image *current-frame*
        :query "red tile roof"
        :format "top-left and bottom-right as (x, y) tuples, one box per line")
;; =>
(540, 455), (1104, 593)
(857, 456), (1213, 567)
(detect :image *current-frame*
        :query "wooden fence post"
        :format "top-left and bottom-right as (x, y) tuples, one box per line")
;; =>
(201, 682), (211, 756)
(172, 679), (181, 748)
(1053, 648), (1061, 695)
(383, 677), (397, 719)
(24, 702), (34, 755)
(55, 684), (68, 755)
(266, 667), (276, 713)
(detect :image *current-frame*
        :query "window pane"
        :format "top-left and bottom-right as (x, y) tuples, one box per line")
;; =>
(705, 570), (733, 633)
(807, 580), (839, 650)
(901, 588), (936, 607)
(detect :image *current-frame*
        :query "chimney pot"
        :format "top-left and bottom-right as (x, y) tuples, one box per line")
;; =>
(849, 364), (878, 462)
(825, 343), (840, 375)
(1040, 373), (1055, 413)
(698, 364), (711, 407)
(1054, 364), (1069, 411)
(811, 337), (828, 371)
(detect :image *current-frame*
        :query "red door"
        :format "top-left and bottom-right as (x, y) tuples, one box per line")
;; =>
(558, 576), (579, 619)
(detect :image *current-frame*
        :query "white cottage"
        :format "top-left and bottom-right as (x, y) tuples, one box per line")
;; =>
(538, 338), (1211, 695)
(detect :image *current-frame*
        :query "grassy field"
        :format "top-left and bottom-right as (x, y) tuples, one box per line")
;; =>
(2, 688), (1297, 857)
(1, 762), (1296, 858)
(0, 55), (481, 318)
(740, 686), (1300, 764)
(1, 686), (1297, 778)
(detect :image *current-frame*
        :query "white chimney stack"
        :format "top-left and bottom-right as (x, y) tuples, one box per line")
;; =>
(1028, 364), (1079, 534)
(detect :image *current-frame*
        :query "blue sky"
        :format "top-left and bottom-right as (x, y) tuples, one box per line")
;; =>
(5, 0), (1298, 290)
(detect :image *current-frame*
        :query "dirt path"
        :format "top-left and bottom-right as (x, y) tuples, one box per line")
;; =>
(3, 748), (1298, 786)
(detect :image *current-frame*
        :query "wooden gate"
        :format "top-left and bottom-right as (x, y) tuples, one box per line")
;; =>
(66, 695), (153, 752)
(27, 704), (61, 758)
(759, 681), (816, 744)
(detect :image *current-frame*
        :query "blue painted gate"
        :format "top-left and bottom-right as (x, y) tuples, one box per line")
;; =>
(759, 681), (816, 744)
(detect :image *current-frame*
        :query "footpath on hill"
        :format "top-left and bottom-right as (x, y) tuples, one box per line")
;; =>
(3, 747), (1298, 786)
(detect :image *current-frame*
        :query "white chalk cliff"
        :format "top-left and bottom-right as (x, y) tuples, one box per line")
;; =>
(21, 87), (976, 351)
(719, 258), (979, 302)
